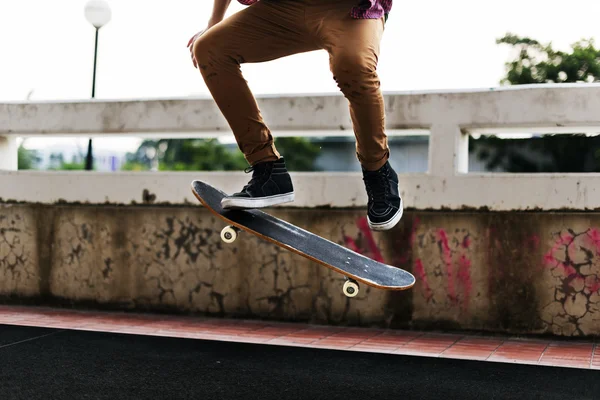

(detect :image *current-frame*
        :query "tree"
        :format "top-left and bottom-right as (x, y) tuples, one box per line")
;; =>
(17, 143), (40, 170)
(47, 152), (85, 171)
(159, 139), (248, 171)
(470, 34), (600, 172)
(123, 137), (321, 172)
(123, 139), (247, 171)
(273, 137), (321, 171)
(121, 141), (155, 171)
(498, 34), (600, 85)
(58, 161), (86, 170)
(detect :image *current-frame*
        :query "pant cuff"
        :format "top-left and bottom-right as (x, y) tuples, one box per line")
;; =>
(245, 143), (281, 166)
(358, 151), (389, 171)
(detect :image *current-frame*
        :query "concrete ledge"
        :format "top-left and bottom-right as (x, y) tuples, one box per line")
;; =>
(1, 203), (599, 337)
(3, 171), (600, 210)
(3, 85), (600, 134)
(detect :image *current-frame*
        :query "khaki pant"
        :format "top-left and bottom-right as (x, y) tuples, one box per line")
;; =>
(192, 0), (389, 171)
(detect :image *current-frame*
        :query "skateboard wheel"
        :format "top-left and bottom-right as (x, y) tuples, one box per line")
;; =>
(343, 279), (359, 298)
(221, 226), (238, 243)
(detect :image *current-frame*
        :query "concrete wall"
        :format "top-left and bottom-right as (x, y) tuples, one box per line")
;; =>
(1, 203), (599, 337)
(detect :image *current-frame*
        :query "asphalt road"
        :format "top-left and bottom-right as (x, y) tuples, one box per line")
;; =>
(0, 324), (597, 400)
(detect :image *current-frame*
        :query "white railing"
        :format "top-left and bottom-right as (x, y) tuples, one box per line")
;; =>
(2, 84), (600, 210)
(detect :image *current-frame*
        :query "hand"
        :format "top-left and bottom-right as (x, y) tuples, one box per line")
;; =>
(187, 20), (219, 68)
(187, 29), (206, 69)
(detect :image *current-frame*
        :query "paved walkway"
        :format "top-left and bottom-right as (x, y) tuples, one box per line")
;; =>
(0, 305), (598, 370)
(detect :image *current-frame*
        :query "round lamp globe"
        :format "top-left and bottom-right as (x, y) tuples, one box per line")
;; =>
(84, 0), (112, 28)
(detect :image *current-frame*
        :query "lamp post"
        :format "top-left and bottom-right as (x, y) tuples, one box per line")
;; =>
(84, 0), (111, 171)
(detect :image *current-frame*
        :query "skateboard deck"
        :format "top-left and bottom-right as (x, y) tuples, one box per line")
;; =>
(191, 180), (415, 297)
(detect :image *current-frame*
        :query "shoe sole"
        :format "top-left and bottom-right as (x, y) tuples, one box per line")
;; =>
(221, 193), (295, 209)
(367, 200), (404, 231)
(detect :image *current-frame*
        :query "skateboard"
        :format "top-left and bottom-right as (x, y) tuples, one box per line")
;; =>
(191, 181), (415, 297)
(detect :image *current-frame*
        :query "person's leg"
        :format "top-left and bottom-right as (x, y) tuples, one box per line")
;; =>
(307, 0), (402, 230)
(192, 0), (319, 209)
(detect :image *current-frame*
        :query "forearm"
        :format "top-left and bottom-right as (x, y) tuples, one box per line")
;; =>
(209, 0), (232, 24)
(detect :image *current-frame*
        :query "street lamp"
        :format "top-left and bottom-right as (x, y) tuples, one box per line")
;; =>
(84, 0), (111, 171)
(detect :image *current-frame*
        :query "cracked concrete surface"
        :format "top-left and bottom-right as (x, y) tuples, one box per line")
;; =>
(539, 220), (600, 336)
(411, 218), (490, 329)
(1, 204), (600, 336)
(0, 207), (38, 297)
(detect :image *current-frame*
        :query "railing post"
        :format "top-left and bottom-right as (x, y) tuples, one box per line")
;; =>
(428, 124), (468, 176)
(0, 136), (18, 170)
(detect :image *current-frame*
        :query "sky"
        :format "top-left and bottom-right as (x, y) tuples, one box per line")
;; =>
(2, 0), (600, 151)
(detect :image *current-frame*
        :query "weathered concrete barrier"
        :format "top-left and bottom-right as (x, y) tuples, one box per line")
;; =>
(1, 203), (599, 337)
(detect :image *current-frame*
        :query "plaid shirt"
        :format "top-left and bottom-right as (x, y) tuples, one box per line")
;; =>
(236, 0), (392, 19)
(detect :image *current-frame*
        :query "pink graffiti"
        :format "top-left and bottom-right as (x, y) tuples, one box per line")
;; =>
(462, 235), (471, 249)
(543, 253), (555, 265)
(544, 229), (600, 295)
(406, 216), (434, 299)
(396, 254), (410, 264)
(457, 254), (472, 312)
(585, 228), (600, 253)
(589, 279), (600, 293)
(410, 216), (420, 246)
(437, 229), (456, 301)
(357, 217), (385, 263)
(343, 236), (360, 254)
(414, 259), (432, 300)
(583, 230), (600, 293)
(412, 226), (473, 309)
(544, 232), (574, 270)
(342, 216), (384, 263)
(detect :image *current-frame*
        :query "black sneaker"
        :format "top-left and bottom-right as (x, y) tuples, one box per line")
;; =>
(362, 161), (403, 231)
(221, 157), (295, 209)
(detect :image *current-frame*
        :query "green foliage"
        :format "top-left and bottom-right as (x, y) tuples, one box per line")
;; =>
(470, 134), (600, 172)
(123, 137), (321, 172)
(17, 144), (40, 170)
(57, 162), (86, 170)
(46, 152), (86, 171)
(123, 139), (247, 171)
(121, 161), (149, 171)
(122, 140), (155, 170)
(160, 139), (248, 171)
(497, 34), (600, 85)
(470, 34), (600, 173)
(274, 137), (321, 171)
